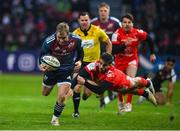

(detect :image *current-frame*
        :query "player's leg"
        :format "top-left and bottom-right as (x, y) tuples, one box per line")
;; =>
(116, 66), (127, 114)
(117, 93), (125, 114)
(72, 62), (90, 117)
(127, 88), (157, 106)
(99, 93), (106, 108)
(42, 85), (53, 96)
(82, 87), (92, 100)
(42, 72), (56, 96)
(51, 82), (71, 126)
(72, 84), (81, 118)
(51, 73), (71, 126)
(72, 85), (92, 118)
(124, 63), (137, 112)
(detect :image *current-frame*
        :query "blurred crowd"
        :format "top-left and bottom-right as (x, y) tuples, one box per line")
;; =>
(0, 0), (179, 55)
(127, 0), (180, 56)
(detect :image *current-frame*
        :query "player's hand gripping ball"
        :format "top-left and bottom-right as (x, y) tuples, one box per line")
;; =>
(40, 55), (60, 71)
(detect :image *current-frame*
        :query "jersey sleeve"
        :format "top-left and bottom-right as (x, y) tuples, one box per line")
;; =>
(111, 17), (121, 28)
(136, 29), (147, 41)
(74, 35), (84, 61)
(85, 62), (97, 72)
(38, 38), (52, 64)
(111, 29), (121, 44)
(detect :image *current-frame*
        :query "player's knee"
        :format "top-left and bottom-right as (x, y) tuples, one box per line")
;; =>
(42, 89), (50, 96)
(42, 86), (52, 96)
(157, 99), (166, 105)
(74, 85), (81, 93)
(58, 94), (66, 103)
(82, 93), (91, 100)
(155, 93), (166, 105)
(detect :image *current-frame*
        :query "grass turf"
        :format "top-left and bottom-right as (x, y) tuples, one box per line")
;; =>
(0, 73), (180, 130)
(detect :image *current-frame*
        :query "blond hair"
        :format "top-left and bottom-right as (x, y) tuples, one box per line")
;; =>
(56, 22), (69, 34)
(98, 2), (110, 10)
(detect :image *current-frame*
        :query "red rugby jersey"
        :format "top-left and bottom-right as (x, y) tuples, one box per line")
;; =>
(111, 27), (147, 66)
(85, 61), (130, 90)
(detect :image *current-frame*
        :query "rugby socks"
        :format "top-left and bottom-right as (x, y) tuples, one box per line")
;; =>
(73, 92), (81, 113)
(137, 89), (145, 96)
(118, 93), (124, 103)
(53, 102), (65, 117)
(126, 94), (133, 103)
(82, 94), (89, 100)
(142, 90), (148, 98)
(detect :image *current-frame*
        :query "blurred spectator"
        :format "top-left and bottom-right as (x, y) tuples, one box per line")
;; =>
(0, 0), (179, 56)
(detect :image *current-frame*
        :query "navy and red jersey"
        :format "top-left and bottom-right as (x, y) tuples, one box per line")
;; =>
(84, 61), (131, 90)
(39, 33), (83, 72)
(91, 16), (121, 38)
(111, 27), (147, 69)
(151, 63), (177, 92)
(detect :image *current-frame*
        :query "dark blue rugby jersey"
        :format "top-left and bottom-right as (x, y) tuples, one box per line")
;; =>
(39, 33), (83, 71)
(152, 64), (177, 87)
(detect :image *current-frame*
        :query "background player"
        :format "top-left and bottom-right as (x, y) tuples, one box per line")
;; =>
(91, 2), (121, 108)
(72, 12), (112, 117)
(39, 22), (84, 126)
(111, 13), (156, 113)
(138, 57), (176, 105)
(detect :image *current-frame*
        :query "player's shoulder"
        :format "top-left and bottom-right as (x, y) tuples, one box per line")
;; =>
(45, 33), (56, 44)
(91, 24), (100, 30)
(91, 17), (98, 23)
(133, 27), (146, 34)
(112, 27), (122, 34)
(109, 16), (120, 23)
(90, 25), (104, 33)
(73, 27), (81, 34)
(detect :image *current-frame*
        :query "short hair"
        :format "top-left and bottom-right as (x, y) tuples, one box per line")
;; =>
(98, 2), (110, 10)
(166, 57), (176, 63)
(78, 12), (90, 19)
(56, 22), (69, 33)
(100, 53), (113, 65)
(121, 13), (134, 22)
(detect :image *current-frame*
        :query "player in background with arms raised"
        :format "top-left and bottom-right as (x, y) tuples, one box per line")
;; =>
(111, 13), (156, 113)
(72, 12), (112, 117)
(138, 57), (176, 105)
(38, 22), (84, 126)
(91, 2), (121, 108)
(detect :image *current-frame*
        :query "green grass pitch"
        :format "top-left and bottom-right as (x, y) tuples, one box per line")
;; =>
(0, 73), (180, 130)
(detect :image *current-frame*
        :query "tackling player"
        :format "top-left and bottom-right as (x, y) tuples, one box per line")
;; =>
(38, 22), (84, 126)
(111, 13), (156, 113)
(71, 53), (157, 110)
(91, 2), (121, 108)
(72, 12), (112, 117)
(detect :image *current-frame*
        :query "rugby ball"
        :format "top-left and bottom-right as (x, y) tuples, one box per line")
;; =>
(41, 55), (60, 69)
